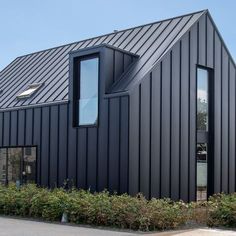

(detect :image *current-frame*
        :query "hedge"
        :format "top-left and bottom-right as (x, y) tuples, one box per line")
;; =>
(0, 184), (235, 231)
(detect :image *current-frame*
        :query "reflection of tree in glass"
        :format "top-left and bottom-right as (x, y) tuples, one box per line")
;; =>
(197, 98), (207, 130)
(9, 151), (21, 181)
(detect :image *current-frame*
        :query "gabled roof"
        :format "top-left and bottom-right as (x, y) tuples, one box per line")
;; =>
(0, 10), (206, 109)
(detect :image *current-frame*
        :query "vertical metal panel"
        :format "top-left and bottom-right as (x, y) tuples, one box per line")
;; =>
(161, 54), (171, 198)
(150, 64), (161, 198)
(25, 109), (33, 145)
(58, 104), (68, 186)
(189, 24), (198, 201)
(41, 106), (50, 186)
(18, 110), (25, 146)
(221, 47), (229, 193)
(180, 34), (189, 201)
(87, 127), (97, 191)
(213, 32), (222, 193)
(198, 14), (206, 66)
(124, 54), (132, 71)
(229, 61), (235, 193)
(67, 104), (77, 185)
(170, 42), (181, 200)
(206, 16), (214, 68)
(0, 113), (3, 146)
(140, 75), (150, 197)
(108, 98), (120, 192)
(49, 105), (59, 187)
(129, 87), (140, 195)
(33, 107), (42, 184)
(104, 48), (114, 92)
(114, 51), (124, 82)
(77, 128), (87, 189)
(3, 112), (10, 146)
(97, 98), (109, 191)
(119, 96), (129, 194)
(10, 111), (17, 146)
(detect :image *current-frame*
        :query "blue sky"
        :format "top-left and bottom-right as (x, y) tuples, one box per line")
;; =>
(1, 0), (236, 70)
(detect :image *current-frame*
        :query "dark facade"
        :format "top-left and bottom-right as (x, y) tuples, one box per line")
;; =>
(0, 10), (235, 202)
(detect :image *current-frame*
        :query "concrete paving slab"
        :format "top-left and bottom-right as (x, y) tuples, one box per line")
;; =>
(0, 217), (235, 236)
(0, 217), (136, 236)
(149, 228), (236, 236)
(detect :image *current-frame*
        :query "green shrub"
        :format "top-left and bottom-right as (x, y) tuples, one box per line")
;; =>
(109, 193), (150, 230)
(148, 198), (189, 230)
(30, 187), (49, 217)
(42, 188), (69, 221)
(0, 184), (235, 231)
(207, 193), (236, 228)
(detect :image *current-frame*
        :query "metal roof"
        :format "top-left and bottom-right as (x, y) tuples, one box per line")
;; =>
(0, 10), (206, 109)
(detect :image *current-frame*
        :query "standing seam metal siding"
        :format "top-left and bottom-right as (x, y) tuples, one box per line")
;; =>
(0, 97), (129, 193)
(0, 11), (204, 109)
(128, 13), (236, 201)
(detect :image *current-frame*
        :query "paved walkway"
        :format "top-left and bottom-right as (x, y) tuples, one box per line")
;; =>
(0, 217), (235, 236)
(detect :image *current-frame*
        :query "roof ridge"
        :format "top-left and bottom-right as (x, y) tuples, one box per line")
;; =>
(15, 9), (207, 60)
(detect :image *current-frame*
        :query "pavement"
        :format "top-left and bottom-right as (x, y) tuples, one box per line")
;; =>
(0, 217), (235, 236)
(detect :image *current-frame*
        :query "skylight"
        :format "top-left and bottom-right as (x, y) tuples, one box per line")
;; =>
(17, 83), (43, 99)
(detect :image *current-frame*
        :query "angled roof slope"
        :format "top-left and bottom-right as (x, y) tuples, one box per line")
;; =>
(0, 10), (205, 109)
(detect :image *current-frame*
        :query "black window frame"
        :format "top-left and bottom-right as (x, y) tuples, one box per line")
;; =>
(196, 65), (214, 201)
(73, 53), (100, 128)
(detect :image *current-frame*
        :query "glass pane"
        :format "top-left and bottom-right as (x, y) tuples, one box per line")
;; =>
(23, 147), (36, 184)
(0, 149), (7, 185)
(79, 57), (99, 125)
(197, 143), (207, 201)
(8, 148), (22, 185)
(197, 68), (208, 131)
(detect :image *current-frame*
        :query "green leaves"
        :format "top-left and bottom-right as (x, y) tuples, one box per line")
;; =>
(0, 184), (235, 231)
(207, 193), (236, 227)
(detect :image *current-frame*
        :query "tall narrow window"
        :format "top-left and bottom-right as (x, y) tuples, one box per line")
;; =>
(196, 67), (210, 201)
(76, 56), (99, 126)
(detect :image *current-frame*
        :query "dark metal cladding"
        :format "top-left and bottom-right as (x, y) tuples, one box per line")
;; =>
(0, 10), (204, 109)
(0, 10), (235, 202)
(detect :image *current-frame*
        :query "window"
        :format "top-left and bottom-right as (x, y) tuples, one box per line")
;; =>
(197, 68), (208, 131)
(75, 56), (99, 126)
(196, 143), (208, 201)
(196, 67), (211, 201)
(17, 83), (43, 99)
(0, 147), (36, 185)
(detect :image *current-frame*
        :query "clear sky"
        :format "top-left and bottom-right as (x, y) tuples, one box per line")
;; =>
(1, 0), (236, 70)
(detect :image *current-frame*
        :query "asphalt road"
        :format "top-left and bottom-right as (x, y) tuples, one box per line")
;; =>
(0, 217), (235, 236)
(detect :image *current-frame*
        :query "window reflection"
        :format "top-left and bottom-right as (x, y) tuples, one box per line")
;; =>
(0, 149), (7, 185)
(0, 147), (36, 185)
(197, 143), (207, 201)
(8, 148), (21, 184)
(197, 68), (208, 131)
(78, 57), (99, 126)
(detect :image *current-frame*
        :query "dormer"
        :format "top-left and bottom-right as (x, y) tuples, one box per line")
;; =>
(69, 44), (138, 127)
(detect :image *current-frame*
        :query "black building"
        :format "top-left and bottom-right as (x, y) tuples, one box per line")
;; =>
(0, 10), (235, 202)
